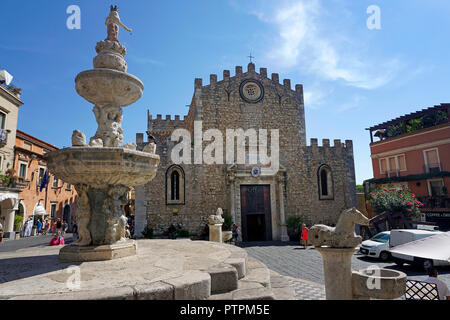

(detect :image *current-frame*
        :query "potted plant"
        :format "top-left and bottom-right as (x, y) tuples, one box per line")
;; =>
(141, 225), (154, 239)
(178, 229), (190, 239)
(222, 214), (233, 242)
(286, 216), (302, 242)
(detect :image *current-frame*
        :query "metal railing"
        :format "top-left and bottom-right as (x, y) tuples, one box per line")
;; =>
(424, 163), (441, 174)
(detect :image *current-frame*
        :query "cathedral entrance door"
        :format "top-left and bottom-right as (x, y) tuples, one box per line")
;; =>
(240, 185), (272, 242)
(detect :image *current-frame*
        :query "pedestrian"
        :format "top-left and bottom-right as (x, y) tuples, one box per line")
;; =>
(49, 230), (65, 246)
(232, 223), (239, 243)
(56, 218), (62, 234)
(36, 218), (42, 235)
(424, 267), (450, 300)
(72, 221), (78, 241)
(62, 220), (68, 236)
(301, 223), (308, 249)
(51, 219), (56, 235)
(24, 218), (33, 237)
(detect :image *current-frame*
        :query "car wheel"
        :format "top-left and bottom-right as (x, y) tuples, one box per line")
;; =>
(380, 251), (390, 261)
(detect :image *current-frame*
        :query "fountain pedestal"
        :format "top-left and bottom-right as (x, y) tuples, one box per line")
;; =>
(316, 247), (357, 300)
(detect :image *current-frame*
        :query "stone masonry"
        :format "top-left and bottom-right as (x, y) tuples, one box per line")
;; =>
(135, 63), (356, 240)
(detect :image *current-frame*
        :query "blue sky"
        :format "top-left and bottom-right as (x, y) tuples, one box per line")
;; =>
(1, 0), (450, 184)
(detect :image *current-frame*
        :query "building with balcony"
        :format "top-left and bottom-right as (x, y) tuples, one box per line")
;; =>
(0, 80), (23, 239)
(365, 104), (450, 229)
(13, 130), (78, 232)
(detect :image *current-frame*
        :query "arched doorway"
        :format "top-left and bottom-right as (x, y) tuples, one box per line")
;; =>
(63, 204), (71, 227)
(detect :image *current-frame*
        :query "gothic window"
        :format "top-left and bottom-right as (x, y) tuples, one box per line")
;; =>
(166, 165), (185, 205)
(318, 165), (334, 200)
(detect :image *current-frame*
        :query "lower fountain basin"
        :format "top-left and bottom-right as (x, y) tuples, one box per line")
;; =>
(44, 147), (159, 188)
(75, 68), (144, 106)
(352, 268), (407, 299)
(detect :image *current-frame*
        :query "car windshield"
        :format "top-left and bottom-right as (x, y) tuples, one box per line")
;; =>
(371, 233), (390, 243)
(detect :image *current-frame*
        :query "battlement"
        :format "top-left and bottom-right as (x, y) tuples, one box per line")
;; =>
(307, 138), (353, 150)
(148, 112), (186, 132)
(193, 63), (302, 92)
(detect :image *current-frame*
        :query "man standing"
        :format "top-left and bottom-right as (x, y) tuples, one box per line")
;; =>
(56, 218), (62, 234)
(424, 267), (450, 300)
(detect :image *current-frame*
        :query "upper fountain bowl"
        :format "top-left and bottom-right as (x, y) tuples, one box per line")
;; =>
(75, 69), (144, 107)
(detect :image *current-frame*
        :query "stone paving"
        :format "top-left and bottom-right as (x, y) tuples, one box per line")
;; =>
(239, 241), (450, 298)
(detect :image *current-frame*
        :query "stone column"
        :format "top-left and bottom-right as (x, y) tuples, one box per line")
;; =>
(278, 179), (289, 242)
(315, 247), (357, 300)
(209, 223), (223, 243)
(1, 197), (17, 240)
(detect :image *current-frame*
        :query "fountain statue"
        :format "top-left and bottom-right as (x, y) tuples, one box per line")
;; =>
(311, 208), (406, 300)
(44, 6), (160, 262)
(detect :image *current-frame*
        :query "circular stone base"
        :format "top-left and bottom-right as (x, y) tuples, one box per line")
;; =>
(0, 239), (249, 300)
(59, 240), (137, 262)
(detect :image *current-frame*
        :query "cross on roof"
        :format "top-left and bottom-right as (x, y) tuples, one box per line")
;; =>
(248, 53), (255, 63)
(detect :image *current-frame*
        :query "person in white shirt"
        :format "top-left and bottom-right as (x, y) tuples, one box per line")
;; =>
(424, 267), (450, 300)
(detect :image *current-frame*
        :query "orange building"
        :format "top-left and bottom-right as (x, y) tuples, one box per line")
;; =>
(13, 130), (77, 228)
(365, 104), (450, 229)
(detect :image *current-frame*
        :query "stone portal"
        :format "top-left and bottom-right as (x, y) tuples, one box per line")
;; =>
(240, 185), (272, 242)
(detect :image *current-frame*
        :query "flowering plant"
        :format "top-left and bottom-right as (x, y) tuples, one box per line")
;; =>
(368, 186), (423, 218)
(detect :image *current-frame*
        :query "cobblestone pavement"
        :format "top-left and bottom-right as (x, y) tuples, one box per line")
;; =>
(240, 241), (450, 289)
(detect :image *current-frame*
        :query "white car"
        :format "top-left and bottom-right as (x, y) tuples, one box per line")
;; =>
(359, 231), (391, 261)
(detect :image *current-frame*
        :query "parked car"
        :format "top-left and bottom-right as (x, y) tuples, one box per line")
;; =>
(389, 229), (448, 269)
(359, 231), (391, 261)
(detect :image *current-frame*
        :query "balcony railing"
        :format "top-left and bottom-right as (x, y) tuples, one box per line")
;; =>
(380, 169), (401, 178)
(418, 196), (450, 209)
(424, 163), (442, 174)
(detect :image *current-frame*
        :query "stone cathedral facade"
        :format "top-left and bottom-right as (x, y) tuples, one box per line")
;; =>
(135, 62), (356, 241)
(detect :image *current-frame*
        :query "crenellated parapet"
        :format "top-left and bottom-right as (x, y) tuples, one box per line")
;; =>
(148, 112), (186, 132)
(190, 62), (304, 103)
(305, 138), (354, 156)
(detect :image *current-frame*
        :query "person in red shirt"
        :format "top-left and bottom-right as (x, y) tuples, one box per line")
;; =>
(49, 230), (65, 246)
(301, 223), (308, 249)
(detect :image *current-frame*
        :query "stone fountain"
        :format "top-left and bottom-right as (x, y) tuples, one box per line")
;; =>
(309, 208), (407, 300)
(45, 6), (159, 262)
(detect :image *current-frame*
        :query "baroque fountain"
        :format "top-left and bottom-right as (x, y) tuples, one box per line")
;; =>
(45, 6), (159, 262)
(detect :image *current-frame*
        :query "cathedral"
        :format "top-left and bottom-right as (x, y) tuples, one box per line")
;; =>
(135, 62), (356, 241)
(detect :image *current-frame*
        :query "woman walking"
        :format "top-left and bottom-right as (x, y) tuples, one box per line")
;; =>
(301, 223), (308, 249)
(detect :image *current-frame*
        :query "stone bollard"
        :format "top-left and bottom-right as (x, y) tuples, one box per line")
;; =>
(315, 247), (357, 300)
(209, 223), (223, 243)
(208, 208), (225, 243)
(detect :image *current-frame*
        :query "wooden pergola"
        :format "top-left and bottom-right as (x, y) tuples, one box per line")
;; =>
(366, 103), (450, 143)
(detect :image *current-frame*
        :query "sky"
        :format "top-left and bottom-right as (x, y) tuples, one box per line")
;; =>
(1, 0), (450, 184)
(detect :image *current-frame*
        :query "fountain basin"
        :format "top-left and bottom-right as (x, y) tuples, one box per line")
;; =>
(352, 268), (407, 299)
(75, 69), (144, 106)
(44, 147), (159, 188)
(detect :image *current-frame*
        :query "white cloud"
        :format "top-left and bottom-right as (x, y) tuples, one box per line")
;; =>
(246, 0), (404, 90)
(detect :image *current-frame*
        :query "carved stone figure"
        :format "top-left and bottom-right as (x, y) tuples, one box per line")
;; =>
(117, 214), (128, 241)
(91, 104), (123, 147)
(142, 142), (156, 154)
(208, 207), (224, 225)
(309, 208), (370, 248)
(122, 143), (137, 150)
(72, 130), (87, 147)
(72, 184), (92, 246)
(105, 5), (132, 42)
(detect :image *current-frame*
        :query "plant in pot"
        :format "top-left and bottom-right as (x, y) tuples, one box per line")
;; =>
(286, 216), (302, 242)
(368, 185), (423, 227)
(178, 229), (190, 238)
(222, 214), (233, 242)
(141, 225), (154, 239)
